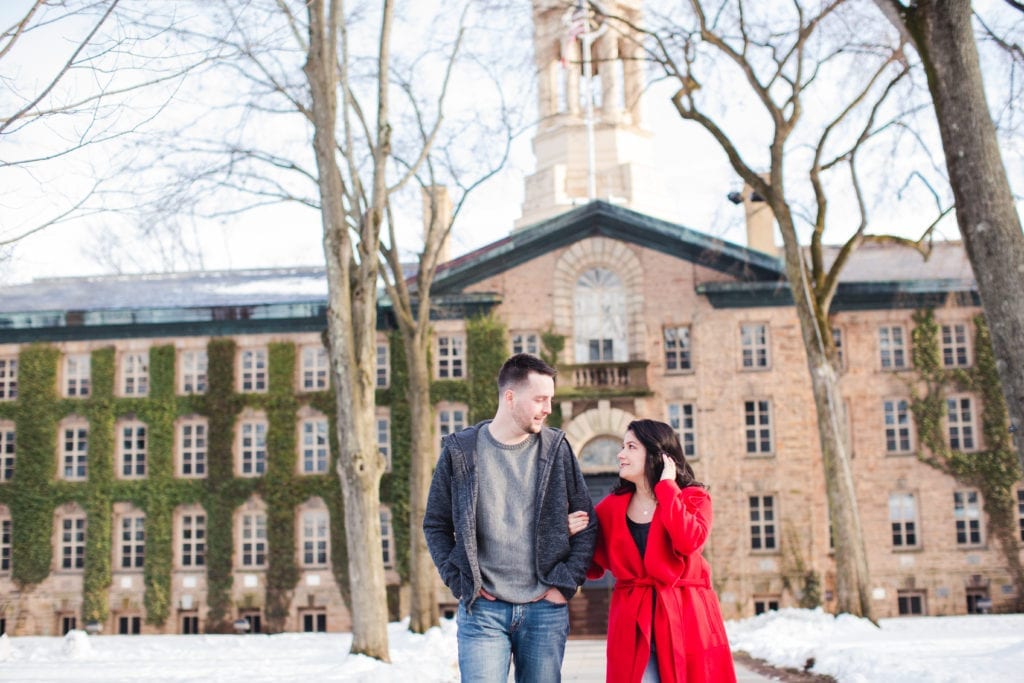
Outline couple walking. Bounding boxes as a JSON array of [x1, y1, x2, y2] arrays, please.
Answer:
[[423, 354, 736, 682]]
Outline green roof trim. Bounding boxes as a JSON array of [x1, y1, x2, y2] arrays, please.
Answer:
[[698, 279, 980, 310]]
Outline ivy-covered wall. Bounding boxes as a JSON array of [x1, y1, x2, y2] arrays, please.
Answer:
[[909, 309, 1024, 610], [0, 315, 510, 633]]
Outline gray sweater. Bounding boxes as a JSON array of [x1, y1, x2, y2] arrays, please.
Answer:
[[422, 421, 598, 608]]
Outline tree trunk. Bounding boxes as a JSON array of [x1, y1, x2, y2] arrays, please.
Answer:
[[405, 328, 440, 633], [775, 204, 874, 619], [905, 1, 1024, 469], [304, 0, 389, 660]]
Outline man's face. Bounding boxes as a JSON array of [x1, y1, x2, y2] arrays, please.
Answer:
[[508, 372, 554, 435]]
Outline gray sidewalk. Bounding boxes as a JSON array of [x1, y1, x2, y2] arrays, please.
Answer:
[[561, 638, 776, 682]]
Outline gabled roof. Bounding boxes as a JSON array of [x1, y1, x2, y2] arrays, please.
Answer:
[[430, 200, 786, 294]]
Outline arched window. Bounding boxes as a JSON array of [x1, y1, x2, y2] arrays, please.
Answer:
[[574, 268, 627, 362], [579, 435, 621, 474]]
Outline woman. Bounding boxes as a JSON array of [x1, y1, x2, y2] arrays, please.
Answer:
[[572, 419, 735, 683]]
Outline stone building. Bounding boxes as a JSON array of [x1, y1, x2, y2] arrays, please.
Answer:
[[1, 0, 1021, 638]]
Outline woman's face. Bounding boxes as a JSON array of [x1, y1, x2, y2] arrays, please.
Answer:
[[617, 430, 648, 486]]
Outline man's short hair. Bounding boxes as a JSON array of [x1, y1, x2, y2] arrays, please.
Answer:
[[497, 353, 557, 392]]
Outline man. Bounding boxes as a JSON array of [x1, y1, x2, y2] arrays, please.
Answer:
[[423, 353, 598, 682]]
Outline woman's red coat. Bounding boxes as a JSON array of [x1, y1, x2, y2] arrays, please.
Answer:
[[587, 480, 736, 683]]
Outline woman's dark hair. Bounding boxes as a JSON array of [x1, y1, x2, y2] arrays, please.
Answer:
[[614, 418, 703, 494]]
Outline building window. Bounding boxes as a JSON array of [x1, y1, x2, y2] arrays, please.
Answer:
[[0, 424, 14, 482], [59, 614, 77, 635], [0, 356, 17, 400], [118, 615, 142, 634], [667, 402, 696, 459], [740, 323, 770, 369], [966, 587, 991, 614], [574, 267, 627, 363], [377, 412, 391, 472], [941, 323, 971, 368], [744, 400, 773, 455], [181, 612, 200, 634], [664, 325, 692, 372], [239, 348, 268, 392], [179, 349, 208, 395], [947, 395, 978, 451], [884, 399, 913, 454], [60, 422, 89, 481], [121, 351, 149, 396], [438, 404, 467, 446], [179, 510, 206, 568], [239, 511, 267, 568], [1018, 489, 1024, 543], [890, 492, 919, 548], [1, 513, 11, 573], [117, 420, 147, 479], [60, 513, 87, 570], [64, 353, 91, 397], [238, 611, 262, 634], [299, 416, 330, 474], [831, 327, 844, 368], [238, 418, 267, 477], [375, 342, 390, 388], [177, 418, 208, 478], [897, 590, 926, 616], [879, 325, 907, 370], [753, 597, 779, 615], [300, 345, 329, 391], [118, 512, 145, 570], [301, 509, 329, 567], [954, 490, 983, 546], [381, 506, 395, 569], [302, 611, 327, 632], [511, 332, 540, 356], [436, 335, 465, 379], [749, 495, 776, 551]]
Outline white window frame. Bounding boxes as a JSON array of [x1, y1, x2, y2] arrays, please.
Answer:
[[435, 335, 466, 379], [740, 323, 770, 370], [667, 402, 696, 459], [117, 420, 147, 479], [300, 345, 329, 392], [299, 416, 330, 474], [940, 323, 971, 368], [1, 512, 11, 573], [177, 417, 208, 478], [377, 410, 391, 472], [59, 513, 87, 571], [64, 353, 91, 397], [239, 511, 267, 569], [664, 325, 692, 372], [889, 492, 919, 548], [375, 342, 390, 388], [954, 490, 983, 547], [60, 421, 89, 481], [883, 399, 913, 454], [381, 506, 395, 569], [511, 331, 541, 356], [300, 509, 329, 568], [0, 422, 14, 482], [118, 512, 146, 570], [879, 325, 908, 370], [0, 356, 17, 400], [179, 349, 208, 395], [239, 348, 268, 393], [749, 495, 776, 551], [437, 403, 468, 447], [238, 418, 268, 477], [744, 399, 773, 456], [121, 351, 149, 397], [946, 394, 979, 452], [178, 509, 206, 569]]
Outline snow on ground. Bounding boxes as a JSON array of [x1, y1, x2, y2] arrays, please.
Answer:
[[1, 609, 1022, 682]]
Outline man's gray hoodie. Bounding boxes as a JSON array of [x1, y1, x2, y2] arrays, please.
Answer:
[[423, 420, 598, 608]]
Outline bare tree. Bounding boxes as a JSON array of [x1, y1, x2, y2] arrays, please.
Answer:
[[873, 0, 1024, 472], [602, 0, 955, 618], [1, 0, 211, 266]]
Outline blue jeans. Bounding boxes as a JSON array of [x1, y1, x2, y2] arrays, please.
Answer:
[[456, 598, 570, 682]]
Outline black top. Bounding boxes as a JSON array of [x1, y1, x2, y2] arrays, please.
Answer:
[[627, 517, 651, 558]]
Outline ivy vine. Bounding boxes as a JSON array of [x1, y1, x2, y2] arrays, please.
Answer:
[[909, 309, 1024, 611]]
